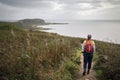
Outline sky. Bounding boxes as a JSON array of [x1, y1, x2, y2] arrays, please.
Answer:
[[0, 0, 120, 20]]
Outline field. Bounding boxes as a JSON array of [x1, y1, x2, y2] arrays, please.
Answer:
[[0, 23, 120, 80]]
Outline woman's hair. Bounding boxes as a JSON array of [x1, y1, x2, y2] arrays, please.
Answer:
[[87, 34, 92, 40]]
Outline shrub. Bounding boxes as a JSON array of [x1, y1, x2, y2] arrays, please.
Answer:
[[94, 41, 120, 80], [0, 24, 81, 80]]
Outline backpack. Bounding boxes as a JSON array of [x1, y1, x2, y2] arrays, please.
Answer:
[[84, 40, 94, 53]]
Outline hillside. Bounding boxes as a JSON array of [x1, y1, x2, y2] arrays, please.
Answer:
[[93, 41, 120, 80], [0, 18, 47, 30], [0, 18, 68, 30], [15, 19, 46, 28], [0, 23, 120, 80], [0, 24, 82, 80]]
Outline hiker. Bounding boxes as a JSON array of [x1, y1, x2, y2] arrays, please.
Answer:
[[82, 34, 95, 75]]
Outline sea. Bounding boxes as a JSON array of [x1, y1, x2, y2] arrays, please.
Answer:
[[38, 20, 120, 44]]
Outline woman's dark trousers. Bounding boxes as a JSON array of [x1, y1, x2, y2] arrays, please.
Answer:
[[83, 53, 93, 73]]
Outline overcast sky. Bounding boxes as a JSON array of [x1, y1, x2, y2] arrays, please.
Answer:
[[0, 0, 120, 20]]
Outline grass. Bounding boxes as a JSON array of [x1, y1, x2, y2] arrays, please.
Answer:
[[93, 41, 120, 80], [0, 24, 82, 80], [0, 23, 120, 80]]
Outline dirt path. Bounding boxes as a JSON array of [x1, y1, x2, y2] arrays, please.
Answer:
[[77, 54, 97, 80]]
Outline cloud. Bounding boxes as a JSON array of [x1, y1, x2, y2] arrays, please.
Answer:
[[0, 0, 120, 20]]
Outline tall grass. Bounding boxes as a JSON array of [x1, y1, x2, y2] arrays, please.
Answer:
[[0, 24, 81, 80], [2, 24, 120, 80], [94, 41, 120, 80]]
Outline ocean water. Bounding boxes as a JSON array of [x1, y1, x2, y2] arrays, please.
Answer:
[[38, 20, 120, 44]]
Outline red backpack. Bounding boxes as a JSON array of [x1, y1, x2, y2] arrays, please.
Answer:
[[85, 40, 94, 53]]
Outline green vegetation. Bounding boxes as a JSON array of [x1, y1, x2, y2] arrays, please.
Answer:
[[0, 19, 48, 30], [0, 23, 120, 80], [0, 22, 23, 31], [0, 24, 81, 80], [15, 19, 46, 28], [0, 18, 68, 30], [54, 50, 81, 80], [94, 41, 120, 80]]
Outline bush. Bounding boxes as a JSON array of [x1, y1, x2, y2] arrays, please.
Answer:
[[94, 41, 120, 80], [54, 51, 80, 80], [0, 23, 23, 31], [0, 24, 81, 80]]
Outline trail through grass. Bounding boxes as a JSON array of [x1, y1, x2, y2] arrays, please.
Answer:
[[0, 23, 120, 80], [77, 50, 97, 80]]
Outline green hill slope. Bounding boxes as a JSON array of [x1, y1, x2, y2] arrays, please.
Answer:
[[0, 23, 120, 80], [0, 18, 68, 30], [94, 41, 120, 80], [0, 24, 82, 80], [0, 18, 47, 29], [15, 19, 46, 28]]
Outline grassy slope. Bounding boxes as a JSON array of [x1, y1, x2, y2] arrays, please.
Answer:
[[0, 24, 82, 80], [0, 23, 120, 80], [0, 18, 46, 30], [0, 19, 68, 30], [93, 41, 120, 80]]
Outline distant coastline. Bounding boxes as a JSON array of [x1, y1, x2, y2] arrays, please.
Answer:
[[0, 18, 68, 30]]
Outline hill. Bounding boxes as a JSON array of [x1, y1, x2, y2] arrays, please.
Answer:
[[0, 24, 82, 80], [0, 18, 47, 30], [15, 18, 46, 28], [0, 23, 120, 80], [0, 18, 68, 30]]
